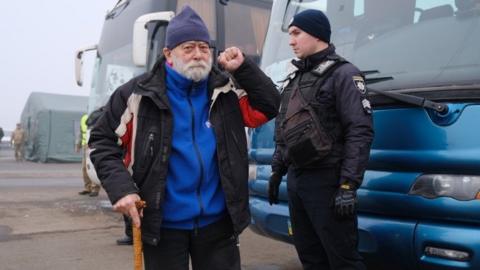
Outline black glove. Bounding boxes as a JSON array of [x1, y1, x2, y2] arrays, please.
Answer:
[[334, 183, 357, 218], [268, 172, 282, 205]]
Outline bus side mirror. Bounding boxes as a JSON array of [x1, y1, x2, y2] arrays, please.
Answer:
[[133, 11, 175, 67], [75, 45, 97, 87]]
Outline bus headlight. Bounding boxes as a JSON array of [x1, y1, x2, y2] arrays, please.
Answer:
[[425, 246, 470, 261], [409, 174, 480, 201]]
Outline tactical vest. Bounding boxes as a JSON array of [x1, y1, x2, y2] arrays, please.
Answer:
[[275, 55, 348, 167]]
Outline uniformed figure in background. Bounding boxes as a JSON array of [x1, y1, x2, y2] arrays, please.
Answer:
[[0, 126, 4, 147], [268, 9, 374, 270], [77, 113, 100, 197], [10, 123, 26, 162]]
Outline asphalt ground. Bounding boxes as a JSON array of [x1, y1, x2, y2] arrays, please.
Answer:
[[0, 143, 301, 270]]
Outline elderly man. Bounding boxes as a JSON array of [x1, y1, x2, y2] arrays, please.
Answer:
[[89, 5, 280, 270]]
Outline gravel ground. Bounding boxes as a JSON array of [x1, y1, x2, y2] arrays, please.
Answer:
[[0, 145, 301, 270]]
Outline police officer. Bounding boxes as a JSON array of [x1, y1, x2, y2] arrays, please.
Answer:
[[268, 9, 374, 270]]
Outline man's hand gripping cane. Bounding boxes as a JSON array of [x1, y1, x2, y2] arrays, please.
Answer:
[[112, 194, 146, 270]]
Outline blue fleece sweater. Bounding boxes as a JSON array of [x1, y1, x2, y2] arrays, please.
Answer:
[[162, 64, 226, 229]]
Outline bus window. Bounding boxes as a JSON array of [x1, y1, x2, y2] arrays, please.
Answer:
[[354, 0, 365, 16], [414, 0, 456, 23], [326, 0, 364, 32], [177, 0, 217, 39], [224, 1, 271, 63]]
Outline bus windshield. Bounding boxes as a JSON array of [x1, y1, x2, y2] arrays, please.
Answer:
[[223, 1, 271, 63], [88, 44, 144, 112], [261, 0, 480, 91]]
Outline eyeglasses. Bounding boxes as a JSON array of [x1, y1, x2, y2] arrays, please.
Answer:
[[178, 41, 211, 54]]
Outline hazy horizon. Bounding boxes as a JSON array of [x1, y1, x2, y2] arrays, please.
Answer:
[[0, 1, 117, 131]]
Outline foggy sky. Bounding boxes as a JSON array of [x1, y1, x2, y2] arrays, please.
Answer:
[[0, 0, 117, 131]]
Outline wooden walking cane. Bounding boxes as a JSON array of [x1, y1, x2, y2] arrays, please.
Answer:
[[133, 200, 146, 270]]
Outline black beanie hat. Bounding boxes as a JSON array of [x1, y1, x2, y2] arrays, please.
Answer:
[[289, 9, 331, 43], [165, 5, 210, 49]]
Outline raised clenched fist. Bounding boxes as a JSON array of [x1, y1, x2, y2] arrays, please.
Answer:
[[217, 47, 244, 73]]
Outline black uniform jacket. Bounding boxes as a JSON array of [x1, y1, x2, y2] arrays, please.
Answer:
[[272, 45, 374, 188]]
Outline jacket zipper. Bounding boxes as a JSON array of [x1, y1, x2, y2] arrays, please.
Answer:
[[141, 133, 155, 166], [148, 133, 154, 157], [187, 91, 205, 233]]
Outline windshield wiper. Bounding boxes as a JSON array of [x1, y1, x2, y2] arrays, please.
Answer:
[[363, 70, 448, 113], [106, 0, 130, 20]]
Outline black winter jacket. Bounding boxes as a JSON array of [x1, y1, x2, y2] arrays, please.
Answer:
[[89, 57, 280, 245], [272, 45, 374, 188]]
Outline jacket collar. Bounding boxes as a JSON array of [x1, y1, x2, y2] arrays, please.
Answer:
[[164, 63, 208, 97], [137, 56, 231, 108], [292, 44, 336, 72]]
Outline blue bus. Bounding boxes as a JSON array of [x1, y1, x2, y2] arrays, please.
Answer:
[[248, 0, 480, 269]]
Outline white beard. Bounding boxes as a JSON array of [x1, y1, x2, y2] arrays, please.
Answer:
[[171, 55, 212, 82]]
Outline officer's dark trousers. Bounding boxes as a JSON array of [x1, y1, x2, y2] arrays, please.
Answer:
[[287, 167, 366, 270], [143, 216, 240, 270]]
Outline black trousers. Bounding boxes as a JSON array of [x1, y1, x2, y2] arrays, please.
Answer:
[[287, 167, 366, 270], [143, 216, 241, 270]]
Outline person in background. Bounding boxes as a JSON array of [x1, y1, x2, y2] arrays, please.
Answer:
[[79, 107, 130, 245], [89, 5, 280, 269], [0, 126, 4, 147], [268, 9, 374, 270], [10, 123, 26, 162], [84, 106, 131, 245], [77, 113, 100, 197], [116, 215, 133, 246]]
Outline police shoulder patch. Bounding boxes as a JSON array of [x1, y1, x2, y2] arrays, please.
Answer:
[[352, 76, 366, 94]]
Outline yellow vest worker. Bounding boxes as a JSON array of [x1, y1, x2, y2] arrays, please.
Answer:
[[80, 113, 88, 147], [78, 113, 100, 196]]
